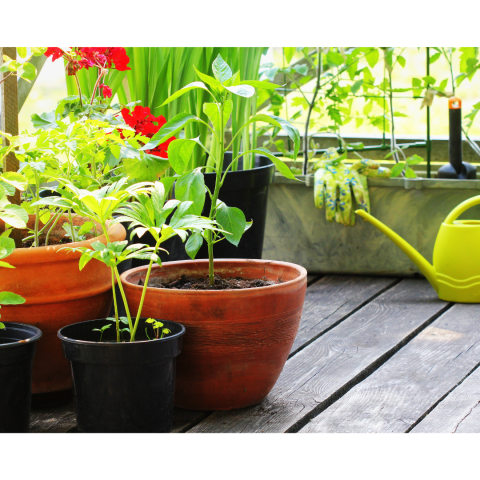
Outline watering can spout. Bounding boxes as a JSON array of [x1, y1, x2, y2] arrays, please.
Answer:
[[355, 209, 438, 293]]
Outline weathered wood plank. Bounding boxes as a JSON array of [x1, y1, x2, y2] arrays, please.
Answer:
[[301, 302, 480, 433], [188, 279, 449, 433], [29, 402, 76, 433], [172, 409, 211, 433], [411, 364, 480, 433], [291, 275, 398, 356], [29, 402, 211, 433]]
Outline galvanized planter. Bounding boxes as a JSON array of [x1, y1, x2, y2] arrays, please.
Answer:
[[263, 175, 480, 276]]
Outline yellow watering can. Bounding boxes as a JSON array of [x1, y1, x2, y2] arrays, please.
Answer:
[[356, 195, 480, 303]]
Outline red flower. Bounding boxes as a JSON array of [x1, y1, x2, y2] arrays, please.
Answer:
[[119, 106, 174, 158], [99, 84, 112, 98], [110, 48, 130, 71], [44, 47, 130, 74], [45, 47, 65, 61]]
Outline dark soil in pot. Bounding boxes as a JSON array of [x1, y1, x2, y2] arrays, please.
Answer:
[[140, 273, 279, 290], [58, 318, 185, 433], [131, 153, 274, 268], [0, 322, 42, 433]]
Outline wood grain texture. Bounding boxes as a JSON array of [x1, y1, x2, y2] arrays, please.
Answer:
[[301, 302, 480, 433], [411, 364, 480, 433], [29, 402, 211, 433], [188, 279, 448, 433], [291, 275, 397, 356], [29, 402, 76, 433]]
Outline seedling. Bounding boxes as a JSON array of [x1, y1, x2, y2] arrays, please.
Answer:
[[92, 323, 112, 342], [145, 318, 171, 340]]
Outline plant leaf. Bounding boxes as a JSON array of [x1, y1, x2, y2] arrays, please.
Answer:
[[216, 202, 247, 246]]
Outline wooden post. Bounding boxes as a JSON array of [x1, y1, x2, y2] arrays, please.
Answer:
[[1, 47, 22, 246]]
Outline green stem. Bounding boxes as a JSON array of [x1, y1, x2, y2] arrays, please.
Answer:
[[45, 211, 62, 247], [68, 209, 77, 242], [34, 172, 40, 247], [111, 268, 120, 342], [130, 237, 162, 342], [101, 224, 133, 333], [207, 102, 225, 286]]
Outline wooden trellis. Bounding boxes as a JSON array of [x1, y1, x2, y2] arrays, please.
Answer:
[[0, 46, 20, 203]]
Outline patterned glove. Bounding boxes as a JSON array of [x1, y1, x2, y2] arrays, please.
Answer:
[[313, 148, 391, 226]]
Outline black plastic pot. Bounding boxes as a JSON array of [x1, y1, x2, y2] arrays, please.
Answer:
[[0, 322, 42, 433], [131, 152, 275, 267], [58, 318, 185, 433]]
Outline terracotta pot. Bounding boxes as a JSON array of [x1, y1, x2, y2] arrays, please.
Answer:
[[0, 215, 125, 403], [121, 259, 307, 410]]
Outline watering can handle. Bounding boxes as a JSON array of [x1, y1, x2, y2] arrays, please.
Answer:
[[444, 195, 480, 224]]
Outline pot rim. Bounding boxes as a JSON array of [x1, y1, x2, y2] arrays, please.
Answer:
[[5, 221, 125, 264], [0, 322, 43, 349], [57, 317, 186, 346], [121, 258, 308, 296], [204, 157, 274, 176]]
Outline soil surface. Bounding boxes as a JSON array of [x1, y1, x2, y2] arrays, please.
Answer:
[[22, 237, 72, 248], [141, 274, 280, 290]]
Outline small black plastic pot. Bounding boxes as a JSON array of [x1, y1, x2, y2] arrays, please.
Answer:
[[58, 318, 185, 433], [0, 322, 42, 433], [131, 152, 275, 267]]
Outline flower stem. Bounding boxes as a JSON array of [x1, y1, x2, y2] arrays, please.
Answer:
[[73, 73, 83, 108], [90, 69, 106, 105]]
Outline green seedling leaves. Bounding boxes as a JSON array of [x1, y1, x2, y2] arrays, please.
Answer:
[[215, 201, 247, 247], [123, 154, 169, 182], [175, 168, 206, 216], [242, 114, 301, 159], [160, 82, 211, 108], [0, 204, 29, 229], [224, 84, 255, 98], [212, 54, 233, 83], [204, 100, 233, 134], [241, 148, 299, 180], [193, 66, 224, 94], [0, 291, 26, 306], [0, 237, 15, 260], [31, 111, 58, 130], [168, 138, 198, 175], [141, 113, 200, 151], [185, 231, 203, 260]]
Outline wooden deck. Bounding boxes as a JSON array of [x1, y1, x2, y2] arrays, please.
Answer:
[[30, 274, 480, 433]]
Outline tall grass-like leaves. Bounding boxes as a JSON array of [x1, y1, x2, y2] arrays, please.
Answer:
[[65, 48, 267, 170]]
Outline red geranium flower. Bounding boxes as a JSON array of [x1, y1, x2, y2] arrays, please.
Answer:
[[45, 47, 65, 61], [99, 84, 112, 98], [119, 106, 174, 158], [44, 47, 130, 73]]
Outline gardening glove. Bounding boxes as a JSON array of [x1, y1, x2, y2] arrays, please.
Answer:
[[313, 148, 391, 226]]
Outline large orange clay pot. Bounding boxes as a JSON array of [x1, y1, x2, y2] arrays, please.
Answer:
[[0, 215, 125, 404], [121, 259, 307, 411]]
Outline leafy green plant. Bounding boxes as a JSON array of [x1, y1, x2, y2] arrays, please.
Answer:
[[144, 54, 301, 286], [0, 181, 28, 330], [37, 178, 217, 342], [68, 47, 268, 170], [0, 48, 47, 85]]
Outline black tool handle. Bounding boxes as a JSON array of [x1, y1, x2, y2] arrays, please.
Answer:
[[449, 97, 463, 174]]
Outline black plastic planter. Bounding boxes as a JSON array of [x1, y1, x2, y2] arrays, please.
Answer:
[[58, 318, 185, 433], [131, 152, 275, 267], [0, 322, 42, 433]]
